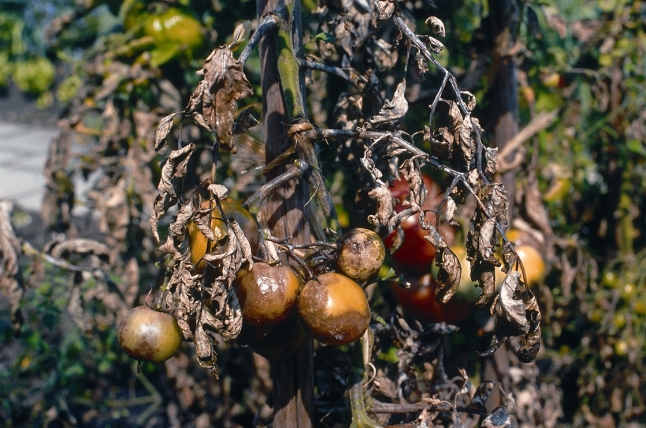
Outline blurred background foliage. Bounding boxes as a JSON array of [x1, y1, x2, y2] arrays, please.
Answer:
[[1, 0, 645, 426]]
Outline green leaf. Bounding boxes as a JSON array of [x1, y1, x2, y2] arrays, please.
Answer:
[[313, 32, 335, 44]]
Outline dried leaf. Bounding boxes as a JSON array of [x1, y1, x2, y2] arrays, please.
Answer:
[[0, 201, 24, 332], [425, 16, 446, 37], [367, 185, 393, 228], [461, 91, 476, 111], [485, 147, 499, 174], [232, 106, 259, 135], [150, 144, 196, 242], [369, 79, 408, 129], [434, 247, 461, 304], [154, 113, 180, 152], [498, 271, 529, 333], [188, 48, 253, 151]]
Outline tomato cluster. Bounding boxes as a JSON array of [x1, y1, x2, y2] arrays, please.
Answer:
[[118, 203, 384, 362]]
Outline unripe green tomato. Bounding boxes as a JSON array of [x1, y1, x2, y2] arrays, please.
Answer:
[[118, 306, 183, 363], [143, 8, 204, 49]]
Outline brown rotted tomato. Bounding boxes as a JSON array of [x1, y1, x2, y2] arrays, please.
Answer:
[[385, 174, 456, 273], [337, 228, 386, 281], [233, 262, 301, 328], [298, 272, 370, 346], [390, 272, 473, 324], [118, 306, 183, 363], [187, 199, 260, 272]]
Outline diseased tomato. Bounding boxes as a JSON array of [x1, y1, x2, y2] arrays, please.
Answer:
[[118, 306, 183, 363], [297, 272, 370, 346], [234, 262, 301, 327], [337, 228, 386, 281]]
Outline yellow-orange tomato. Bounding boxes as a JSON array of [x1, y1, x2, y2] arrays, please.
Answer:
[[234, 262, 301, 327], [118, 306, 183, 363], [298, 272, 370, 346], [499, 229, 546, 285], [188, 200, 259, 271]]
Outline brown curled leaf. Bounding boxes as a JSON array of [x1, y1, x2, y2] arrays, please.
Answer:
[[368, 185, 393, 228], [460, 91, 476, 111], [154, 112, 180, 152], [498, 271, 529, 334], [425, 16, 446, 38], [149, 144, 196, 242], [484, 146, 499, 174], [458, 113, 475, 163], [517, 325, 541, 363], [187, 47, 253, 152], [369, 79, 408, 129], [434, 246, 461, 304], [473, 259, 496, 307], [431, 127, 454, 159], [478, 217, 498, 263], [232, 106, 259, 135]]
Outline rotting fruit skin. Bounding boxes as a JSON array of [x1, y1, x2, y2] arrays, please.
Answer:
[[298, 272, 370, 346], [188, 199, 260, 271], [118, 306, 183, 364], [234, 262, 301, 327], [337, 228, 386, 281]]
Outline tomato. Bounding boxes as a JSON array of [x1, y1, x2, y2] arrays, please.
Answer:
[[337, 228, 386, 281], [390, 273, 473, 324], [500, 229, 546, 285], [234, 262, 301, 327], [297, 272, 370, 346], [143, 7, 204, 49], [385, 174, 456, 273], [187, 199, 260, 272], [118, 306, 183, 363]]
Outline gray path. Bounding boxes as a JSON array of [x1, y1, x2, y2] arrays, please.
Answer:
[[0, 121, 58, 212]]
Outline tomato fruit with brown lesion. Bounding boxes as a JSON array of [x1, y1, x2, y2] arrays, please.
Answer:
[[234, 262, 301, 327], [117, 306, 184, 363], [337, 228, 386, 281], [297, 272, 371, 346]]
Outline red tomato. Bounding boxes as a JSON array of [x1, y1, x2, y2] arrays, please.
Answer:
[[385, 174, 455, 272], [390, 273, 472, 324]]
